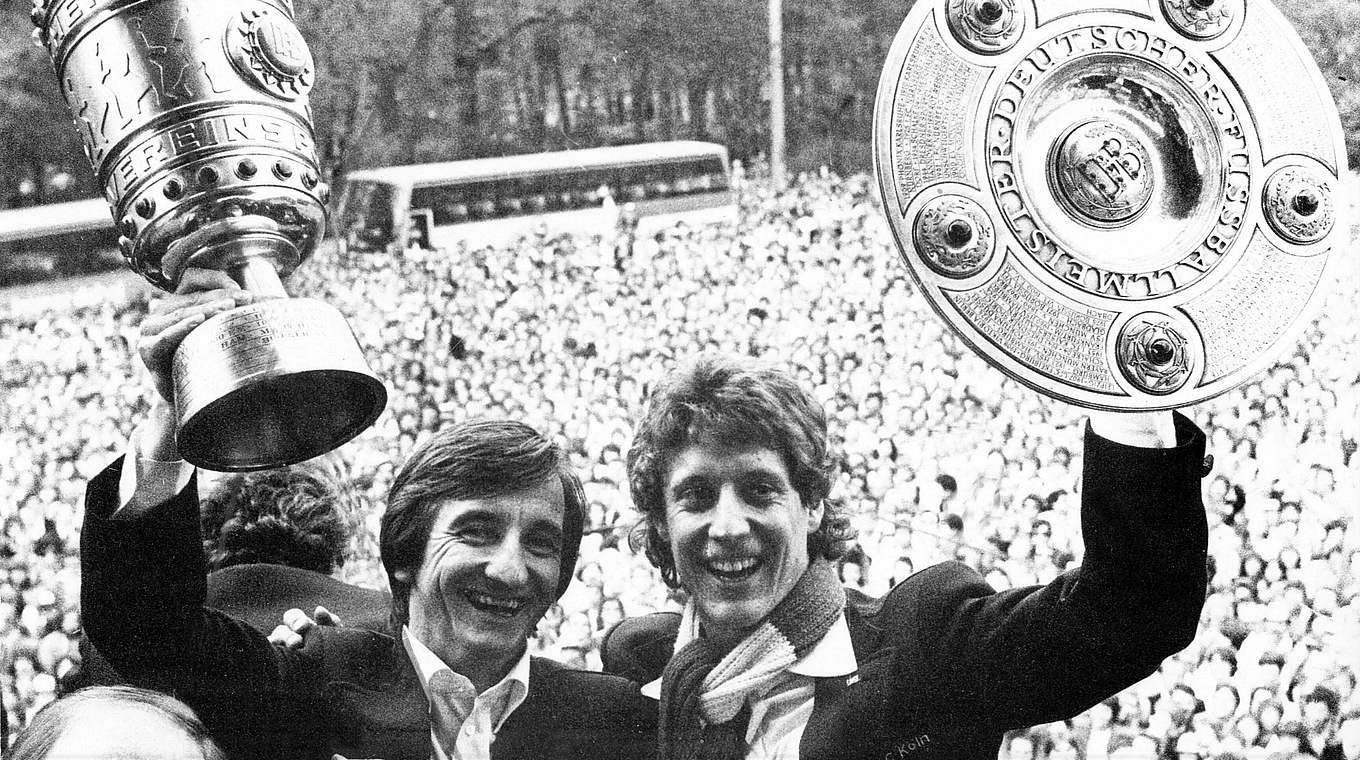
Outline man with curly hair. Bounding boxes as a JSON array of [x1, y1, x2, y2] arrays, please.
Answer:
[[194, 461, 392, 633], [604, 354, 1209, 760]]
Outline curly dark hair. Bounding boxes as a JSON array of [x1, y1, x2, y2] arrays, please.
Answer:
[[627, 355, 855, 588], [199, 461, 352, 576]]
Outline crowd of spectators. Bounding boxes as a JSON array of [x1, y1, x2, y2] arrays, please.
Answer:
[[0, 166, 1356, 758]]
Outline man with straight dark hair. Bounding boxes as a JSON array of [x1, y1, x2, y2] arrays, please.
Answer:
[[81, 272, 655, 760]]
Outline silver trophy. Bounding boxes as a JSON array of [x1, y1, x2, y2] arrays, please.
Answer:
[[874, 0, 1349, 410], [33, 0, 386, 470]]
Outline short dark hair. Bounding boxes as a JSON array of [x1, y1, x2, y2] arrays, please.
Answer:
[[380, 419, 585, 625], [626, 355, 854, 588], [200, 461, 351, 575], [9, 686, 226, 760]]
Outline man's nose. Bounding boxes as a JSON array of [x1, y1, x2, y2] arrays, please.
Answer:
[[484, 538, 530, 586], [708, 487, 751, 541]]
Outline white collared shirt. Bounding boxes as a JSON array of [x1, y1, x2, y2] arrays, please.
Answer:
[[115, 435, 194, 511], [403, 627, 531, 760], [641, 613, 858, 760]]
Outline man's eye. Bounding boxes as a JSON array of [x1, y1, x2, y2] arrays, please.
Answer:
[[746, 482, 780, 501], [527, 536, 561, 558], [676, 487, 713, 508], [455, 525, 494, 544]]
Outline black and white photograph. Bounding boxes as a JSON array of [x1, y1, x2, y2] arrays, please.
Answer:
[[0, 0, 1357, 758]]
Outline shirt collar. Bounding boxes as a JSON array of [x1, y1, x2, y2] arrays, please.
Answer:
[[640, 611, 857, 699], [402, 626, 532, 733]]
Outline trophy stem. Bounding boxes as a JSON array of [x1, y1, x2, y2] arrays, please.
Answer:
[[232, 256, 288, 298]]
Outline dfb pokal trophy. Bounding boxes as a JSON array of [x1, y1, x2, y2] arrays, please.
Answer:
[[32, 0, 387, 470], [874, 0, 1349, 409]]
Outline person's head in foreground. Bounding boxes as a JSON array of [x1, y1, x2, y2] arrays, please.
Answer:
[[627, 355, 853, 647], [8, 686, 226, 760], [380, 419, 585, 687]]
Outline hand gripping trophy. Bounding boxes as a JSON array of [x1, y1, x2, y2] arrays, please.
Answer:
[[874, 0, 1348, 409], [32, 0, 387, 470]]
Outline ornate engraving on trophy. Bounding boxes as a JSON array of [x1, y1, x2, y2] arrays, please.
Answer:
[[946, 0, 1023, 54], [1215, 10, 1332, 167], [948, 263, 1120, 392], [913, 195, 995, 278], [1263, 166, 1335, 245], [35, 0, 386, 470], [875, 0, 1345, 410], [1049, 121, 1154, 227], [137, 10, 231, 104], [227, 8, 316, 99], [1160, 0, 1237, 41], [106, 111, 314, 200], [890, 24, 984, 207], [1116, 314, 1195, 395], [986, 24, 1255, 299], [1184, 234, 1326, 382]]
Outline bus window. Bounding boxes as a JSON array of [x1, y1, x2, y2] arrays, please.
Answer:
[[0, 227, 121, 288]]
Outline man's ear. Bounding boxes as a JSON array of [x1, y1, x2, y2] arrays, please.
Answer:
[[653, 517, 670, 543]]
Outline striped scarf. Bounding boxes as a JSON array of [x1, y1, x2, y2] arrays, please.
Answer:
[[658, 558, 845, 760]]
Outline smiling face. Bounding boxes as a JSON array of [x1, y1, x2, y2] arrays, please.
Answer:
[[661, 439, 822, 644], [405, 477, 564, 682]]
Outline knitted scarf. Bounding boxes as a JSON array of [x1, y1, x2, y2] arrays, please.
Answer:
[[658, 558, 845, 760]]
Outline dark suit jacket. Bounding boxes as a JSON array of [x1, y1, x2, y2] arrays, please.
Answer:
[[81, 458, 656, 760], [204, 563, 392, 633], [65, 564, 392, 694], [603, 415, 1210, 760]]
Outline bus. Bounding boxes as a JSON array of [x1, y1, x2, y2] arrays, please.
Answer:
[[0, 198, 124, 289], [336, 141, 734, 253]]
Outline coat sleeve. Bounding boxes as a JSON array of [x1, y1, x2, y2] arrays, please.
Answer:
[[80, 457, 329, 756], [900, 413, 1208, 731]]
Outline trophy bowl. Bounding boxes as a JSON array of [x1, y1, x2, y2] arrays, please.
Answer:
[[33, 0, 387, 469], [873, 0, 1349, 410]]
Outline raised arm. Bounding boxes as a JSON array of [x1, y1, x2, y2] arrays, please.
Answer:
[[904, 410, 1208, 731], [79, 272, 329, 758]]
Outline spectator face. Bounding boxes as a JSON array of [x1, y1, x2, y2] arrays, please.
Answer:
[[1209, 685, 1238, 721], [1258, 703, 1282, 732], [1303, 698, 1331, 731], [660, 439, 822, 642], [599, 598, 625, 631], [1233, 714, 1261, 746], [406, 477, 564, 674]]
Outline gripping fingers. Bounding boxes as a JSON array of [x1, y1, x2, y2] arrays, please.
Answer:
[[268, 624, 303, 649], [176, 267, 243, 295], [313, 605, 343, 628], [283, 607, 316, 634]]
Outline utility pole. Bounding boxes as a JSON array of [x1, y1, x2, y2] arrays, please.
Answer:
[[768, 0, 786, 189]]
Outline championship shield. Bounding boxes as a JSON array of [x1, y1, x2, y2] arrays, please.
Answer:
[[873, 0, 1349, 410], [32, 0, 387, 470]]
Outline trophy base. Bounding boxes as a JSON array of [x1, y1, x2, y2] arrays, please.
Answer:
[[172, 298, 387, 471]]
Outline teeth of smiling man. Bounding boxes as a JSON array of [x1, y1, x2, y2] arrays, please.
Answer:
[[710, 558, 759, 573], [467, 592, 525, 612]]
